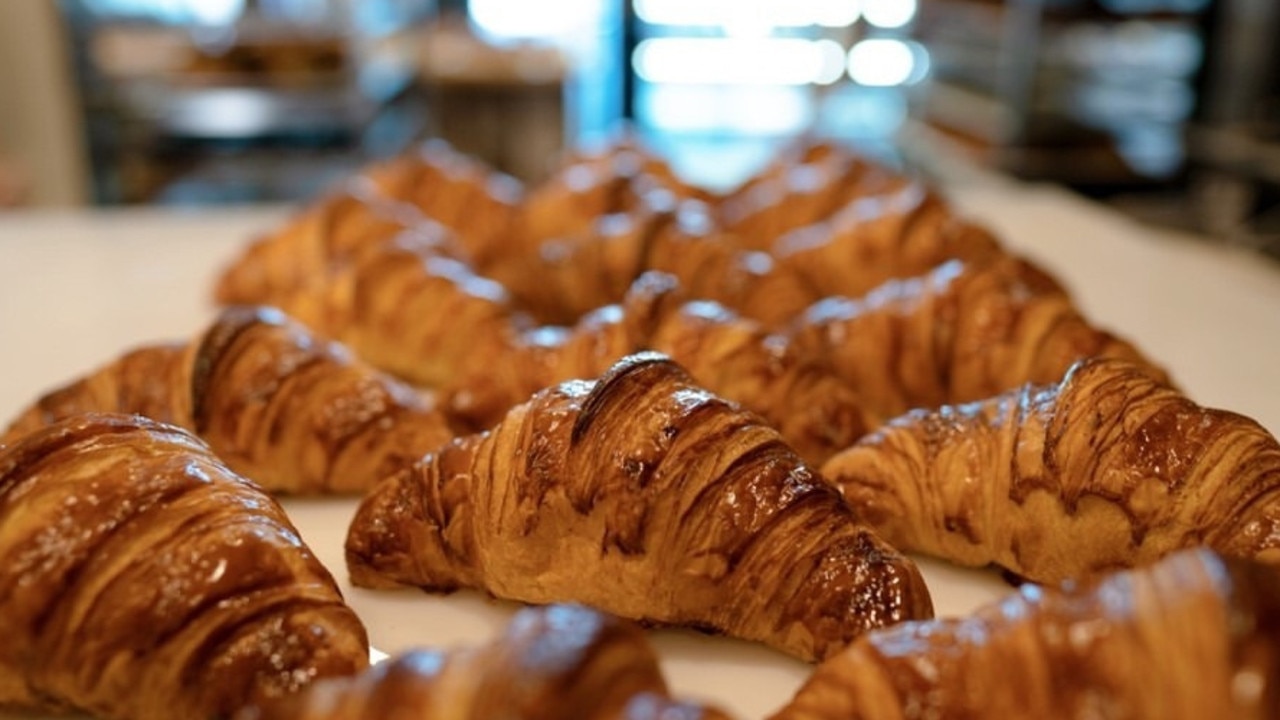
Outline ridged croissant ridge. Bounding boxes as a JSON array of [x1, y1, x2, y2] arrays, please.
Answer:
[[238, 603, 732, 720], [821, 356, 1280, 585], [345, 352, 934, 664], [1, 305, 459, 494], [771, 548, 1280, 720], [213, 135, 1168, 448], [0, 413, 369, 720]]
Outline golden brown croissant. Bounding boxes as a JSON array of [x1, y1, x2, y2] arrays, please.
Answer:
[[718, 144, 914, 253], [0, 413, 369, 720], [237, 603, 733, 720], [346, 353, 933, 663], [770, 547, 1280, 720], [307, 236, 530, 389], [767, 181, 1004, 301], [440, 271, 876, 464], [820, 356, 1280, 584], [787, 255, 1170, 420], [3, 305, 456, 494], [214, 182, 464, 315], [357, 137, 523, 267]]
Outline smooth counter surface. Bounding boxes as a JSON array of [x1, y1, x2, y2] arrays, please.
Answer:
[[1, 178, 1278, 718]]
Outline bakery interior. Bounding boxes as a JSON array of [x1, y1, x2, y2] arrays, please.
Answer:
[[3, 1, 1280, 719], [5, 0, 1279, 243]]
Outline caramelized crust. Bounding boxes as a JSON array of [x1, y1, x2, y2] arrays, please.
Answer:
[[237, 604, 734, 720], [767, 182, 1003, 302], [0, 413, 369, 720], [209, 137, 1160, 458], [3, 306, 456, 494], [440, 272, 875, 465], [346, 353, 933, 663], [821, 357, 1280, 583], [214, 182, 450, 310], [718, 145, 914, 253], [770, 548, 1280, 720], [358, 137, 523, 267], [788, 255, 1170, 420]]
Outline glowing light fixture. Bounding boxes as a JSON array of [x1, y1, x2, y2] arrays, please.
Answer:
[[861, 0, 917, 29], [847, 38, 918, 86], [470, 0, 601, 39], [635, 37, 847, 86], [635, 0, 862, 28]]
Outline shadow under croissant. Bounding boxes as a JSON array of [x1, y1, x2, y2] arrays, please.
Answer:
[[768, 548, 1280, 720], [343, 352, 934, 665]]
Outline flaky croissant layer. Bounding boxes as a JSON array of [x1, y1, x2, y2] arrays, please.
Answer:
[[0, 413, 369, 720], [346, 352, 933, 663], [770, 548, 1280, 720]]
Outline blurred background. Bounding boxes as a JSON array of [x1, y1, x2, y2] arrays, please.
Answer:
[[1, 0, 1277, 255]]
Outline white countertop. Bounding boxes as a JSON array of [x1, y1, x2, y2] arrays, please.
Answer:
[[0, 179, 1278, 718]]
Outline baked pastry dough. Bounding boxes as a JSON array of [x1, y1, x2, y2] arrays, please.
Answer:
[[0, 413, 369, 720], [788, 255, 1170, 420], [346, 353, 933, 663], [212, 137, 1161, 452], [3, 305, 455, 494], [821, 357, 1280, 584], [237, 603, 732, 720], [439, 271, 874, 463], [770, 548, 1280, 720]]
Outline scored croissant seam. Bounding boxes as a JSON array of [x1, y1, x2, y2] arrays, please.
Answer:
[[345, 352, 934, 664]]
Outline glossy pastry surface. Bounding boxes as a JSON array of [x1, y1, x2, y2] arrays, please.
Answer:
[[238, 603, 734, 720], [346, 353, 933, 663], [0, 413, 369, 720], [770, 548, 1280, 720], [822, 357, 1280, 583]]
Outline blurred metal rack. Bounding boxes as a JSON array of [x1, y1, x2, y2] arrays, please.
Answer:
[[60, 0, 435, 205]]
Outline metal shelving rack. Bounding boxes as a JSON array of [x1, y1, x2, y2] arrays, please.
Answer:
[[60, 0, 434, 205], [912, 0, 1216, 192]]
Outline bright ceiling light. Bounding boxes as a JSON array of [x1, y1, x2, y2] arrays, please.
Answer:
[[470, 0, 600, 38], [635, 37, 844, 86], [862, 0, 917, 29], [847, 38, 915, 86]]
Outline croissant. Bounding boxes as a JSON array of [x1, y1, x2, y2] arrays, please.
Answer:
[[718, 144, 915, 253], [3, 305, 456, 494], [787, 255, 1170, 420], [769, 547, 1280, 720], [302, 236, 528, 389], [441, 271, 876, 464], [357, 137, 523, 267], [237, 603, 733, 720], [767, 181, 1004, 302], [346, 353, 933, 663], [820, 356, 1280, 584], [0, 413, 369, 720], [214, 183, 465, 317]]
